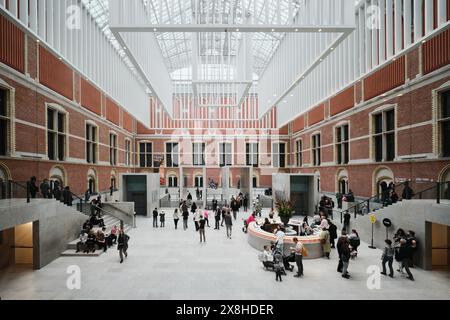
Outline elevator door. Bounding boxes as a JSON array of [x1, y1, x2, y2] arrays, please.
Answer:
[[131, 192, 147, 216]]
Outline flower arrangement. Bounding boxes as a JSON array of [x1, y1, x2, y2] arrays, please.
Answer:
[[275, 198, 294, 225]]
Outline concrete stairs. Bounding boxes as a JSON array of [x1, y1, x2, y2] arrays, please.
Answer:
[[60, 214, 132, 257]]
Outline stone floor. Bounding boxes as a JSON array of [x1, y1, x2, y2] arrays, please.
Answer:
[[0, 209, 449, 300]]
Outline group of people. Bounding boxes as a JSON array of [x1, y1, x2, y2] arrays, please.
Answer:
[[77, 220, 130, 263], [28, 176, 73, 206], [382, 228, 417, 281]]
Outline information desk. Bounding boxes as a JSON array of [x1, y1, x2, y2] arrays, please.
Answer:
[[247, 222, 324, 259]]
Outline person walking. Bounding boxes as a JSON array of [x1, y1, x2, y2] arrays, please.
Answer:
[[198, 215, 206, 243], [214, 208, 221, 230], [343, 211, 351, 232], [398, 238, 415, 281], [381, 239, 395, 278], [117, 229, 130, 264], [173, 208, 180, 230], [231, 197, 239, 220], [224, 211, 233, 239], [402, 181, 415, 200], [152, 208, 159, 228], [212, 197, 218, 212], [328, 219, 338, 249], [204, 210, 210, 227], [243, 194, 249, 212], [29, 176, 38, 198], [291, 238, 304, 278], [193, 209, 201, 231]]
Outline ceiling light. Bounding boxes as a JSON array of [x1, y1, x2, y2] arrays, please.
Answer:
[[236, 28, 239, 32], [295, 28, 299, 32], [273, 94, 277, 97], [271, 29, 275, 32], [36, 39, 40, 43], [290, 94, 294, 97], [153, 28, 157, 32], [318, 29, 322, 32], [330, 47, 334, 50]]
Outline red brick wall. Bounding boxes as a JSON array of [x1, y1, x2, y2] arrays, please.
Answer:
[[364, 56, 406, 101], [330, 86, 355, 116], [39, 46, 73, 100], [307, 104, 325, 126], [106, 97, 120, 126], [0, 14, 25, 73], [423, 28, 450, 75], [27, 36, 38, 79], [80, 78, 101, 115]]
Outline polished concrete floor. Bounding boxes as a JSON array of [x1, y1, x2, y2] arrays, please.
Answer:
[[0, 209, 449, 300]]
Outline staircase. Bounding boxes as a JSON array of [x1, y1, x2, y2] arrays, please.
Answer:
[[60, 214, 133, 257]]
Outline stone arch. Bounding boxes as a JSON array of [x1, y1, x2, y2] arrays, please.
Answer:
[[0, 161, 11, 181], [372, 166, 394, 195], [49, 165, 67, 186], [438, 164, 450, 200], [335, 168, 349, 194], [87, 168, 98, 193], [166, 170, 179, 188]]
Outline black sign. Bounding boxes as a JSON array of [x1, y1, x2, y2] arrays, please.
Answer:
[[383, 218, 392, 228]]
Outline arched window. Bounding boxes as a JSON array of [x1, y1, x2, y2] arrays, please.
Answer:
[[194, 175, 203, 188], [87, 168, 97, 193], [252, 176, 258, 188], [373, 166, 394, 196], [336, 168, 349, 194], [439, 165, 450, 200], [49, 165, 66, 187], [168, 175, 178, 188]]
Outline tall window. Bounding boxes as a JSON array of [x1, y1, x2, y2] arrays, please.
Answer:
[[219, 142, 232, 167], [125, 139, 131, 166], [295, 140, 303, 167], [336, 125, 349, 164], [194, 176, 204, 188], [373, 109, 395, 162], [272, 143, 286, 168], [246, 143, 259, 166], [312, 134, 321, 166], [86, 124, 97, 164], [139, 142, 153, 167], [166, 142, 179, 167], [0, 89, 9, 156], [193, 143, 205, 166], [47, 108, 66, 161], [440, 90, 450, 157], [168, 176, 178, 187], [109, 133, 117, 166]]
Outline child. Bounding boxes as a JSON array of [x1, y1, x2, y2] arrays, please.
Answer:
[[381, 239, 395, 277], [274, 252, 284, 282], [159, 210, 166, 228], [204, 210, 210, 227]]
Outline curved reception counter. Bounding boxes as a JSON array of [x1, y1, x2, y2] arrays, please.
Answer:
[[247, 222, 324, 259]]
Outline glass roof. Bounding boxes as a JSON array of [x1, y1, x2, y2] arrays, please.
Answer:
[[83, 1, 360, 83]]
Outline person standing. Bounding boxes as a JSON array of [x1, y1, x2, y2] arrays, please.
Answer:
[[204, 210, 210, 227], [340, 236, 351, 279], [117, 229, 130, 264], [231, 197, 239, 220], [274, 251, 284, 282], [319, 219, 331, 259], [193, 209, 201, 231], [159, 210, 166, 228], [328, 219, 338, 249], [274, 226, 285, 253], [212, 197, 218, 212], [191, 201, 197, 215], [182, 206, 189, 230], [40, 179, 50, 198], [173, 208, 180, 229], [152, 208, 159, 228], [381, 239, 395, 278], [399, 238, 415, 281], [337, 230, 348, 273], [243, 194, 249, 212], [343, 211, 351, 232], [29, 176, 38, 198], [402, 181, 415, 200], [199, 215, 206, 243], [291, 238, 304, 278], [214, 208, 221, 230], [224, 211, 233, 239]]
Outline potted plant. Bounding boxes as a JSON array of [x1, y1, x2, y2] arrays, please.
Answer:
[[275, 198, 294, 226]]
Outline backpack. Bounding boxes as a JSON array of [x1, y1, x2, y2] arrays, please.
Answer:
[[350, 236, 360, 248]]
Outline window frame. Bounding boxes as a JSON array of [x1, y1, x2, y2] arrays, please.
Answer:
[[166, 142, 180, 168], [0, 84, 14, 157], [438, 90, 450, 158], [109, 132, 118, 166], [218, 142, 233, 167], [246, 142, 259, 167], [272, 142, 286, 168], [192, 142, 205, 166], [138, 141, 153, 168], [125, 138, 132, 166], [335, 123, 350, 165], [311, 133, 322, 166], [371, 107, 396, 163], [295, 139, 303, 167], [85, 121, 99, 164]]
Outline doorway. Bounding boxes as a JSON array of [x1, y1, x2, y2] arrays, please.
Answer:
[[131, 192, 147, 216], [0, 222, 34, 270], [431, 223, 450, 270]]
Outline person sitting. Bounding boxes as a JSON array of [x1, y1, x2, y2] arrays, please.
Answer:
[[311, 213, 321, 228], [299, 222, 313, 236], [243, 212, 256, 233], [258, 245, 274, 270], [75, 231, 88, 253], [85, 230, 97, 253], [82, 219, 93, 233], [96, 228, 108, 253], [109, 225, 118, 245], [261, 218, 271, 232]]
